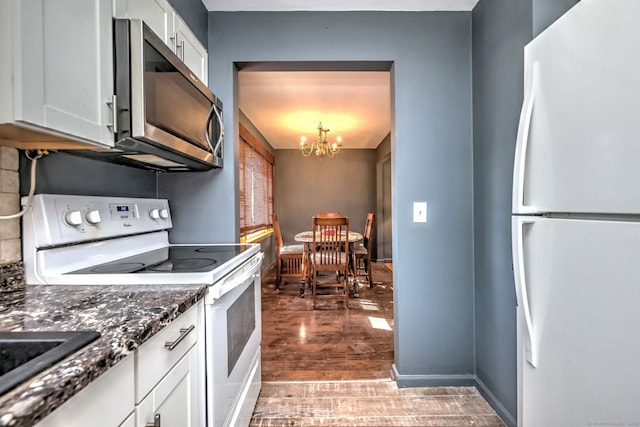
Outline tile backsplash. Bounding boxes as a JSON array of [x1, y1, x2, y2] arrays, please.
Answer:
[[0, 147, 21, 264]]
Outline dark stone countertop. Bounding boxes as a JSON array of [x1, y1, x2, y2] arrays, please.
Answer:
[[0, 264, 207, 427]]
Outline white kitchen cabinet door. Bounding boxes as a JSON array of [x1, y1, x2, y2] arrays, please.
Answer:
[[136, 344, 201, 427], [15, 0, 115, 147], [173, 15, 208, 85], [35, 355, 135, 427], [114, 0, 173, 47]]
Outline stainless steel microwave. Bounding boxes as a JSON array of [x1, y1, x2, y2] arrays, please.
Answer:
[[76, 19, 223, 172]]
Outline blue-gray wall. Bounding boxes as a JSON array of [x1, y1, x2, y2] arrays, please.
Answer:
[[471, 2, 531, 425], [19, 152, 157, 198], [533, 0, 580, 37], [471, 1, 579, 425], [160, 10, 475, 382], [274, 149, 377, 249]]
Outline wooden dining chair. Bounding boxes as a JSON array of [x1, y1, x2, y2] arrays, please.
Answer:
[[317, 212, 341, 218], [274, 214, 305, 290], [353, 213, 375, 288], [310, 216, 350, 309]]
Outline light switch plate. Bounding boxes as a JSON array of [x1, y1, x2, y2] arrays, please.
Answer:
[[413, 202, 427, 223]]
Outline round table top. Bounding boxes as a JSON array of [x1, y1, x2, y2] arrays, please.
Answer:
[[294, 230, 363, 243]]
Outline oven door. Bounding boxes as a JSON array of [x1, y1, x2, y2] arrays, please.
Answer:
[[204, 253, 262, 427]]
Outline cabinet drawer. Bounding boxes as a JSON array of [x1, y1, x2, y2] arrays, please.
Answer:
[[135, 304, 199, 403]]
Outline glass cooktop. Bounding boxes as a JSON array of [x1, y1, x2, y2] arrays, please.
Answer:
[[69, 245, 252, 274]]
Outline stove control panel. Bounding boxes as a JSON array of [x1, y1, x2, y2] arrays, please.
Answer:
[[22, 194, 172, 248], [109, 202, 139, 221]]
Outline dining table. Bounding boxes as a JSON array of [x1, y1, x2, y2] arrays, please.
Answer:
[[294, 230, 364, 298]]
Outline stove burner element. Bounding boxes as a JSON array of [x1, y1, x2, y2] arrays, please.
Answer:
[[92, 263, 146, 273], [196, 246, 248, 253], [146, 258, 217, 272]]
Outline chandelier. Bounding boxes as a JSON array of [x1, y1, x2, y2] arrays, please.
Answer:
[[299, 122, 343, 158]]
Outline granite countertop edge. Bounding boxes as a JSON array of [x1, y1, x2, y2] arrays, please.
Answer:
[[0, 273, 207, 427]]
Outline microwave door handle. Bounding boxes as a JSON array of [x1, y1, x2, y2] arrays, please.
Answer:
[[212, 102, 224, 157], [204, 104, 216, 153], [204, 103, 224, 157]]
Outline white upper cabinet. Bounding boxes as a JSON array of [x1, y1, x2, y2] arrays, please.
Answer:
[[114, 0, 208, 84], [0, 0, 116, 148], [113, 0, 172, 43], [172, 14, 209, 85]]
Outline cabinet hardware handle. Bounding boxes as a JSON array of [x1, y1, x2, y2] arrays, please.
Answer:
[[145, 414, 161, 427], [106, 95, 117, 133], [177, 40, 185, 61], [164, 325, 195, 351], [170, 33, 177, 51]]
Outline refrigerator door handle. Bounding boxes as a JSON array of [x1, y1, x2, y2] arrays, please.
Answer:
[[512, 216, 538, 367], [512, 61, 540, 214]]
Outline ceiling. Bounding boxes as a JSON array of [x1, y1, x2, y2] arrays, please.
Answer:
[[211, 0, 479, 150], [202, 0, 479, 12], [238, 70, 391, 150]]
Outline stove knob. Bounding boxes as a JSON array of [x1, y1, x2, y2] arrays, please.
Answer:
[[159, 208, 169, 219], [85, 210, 101, 225], [149, 209, 160, 220], [65, 210, 83, 226]]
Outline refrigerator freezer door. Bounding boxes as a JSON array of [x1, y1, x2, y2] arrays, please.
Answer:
[[513, 0, 640, 214], [513, 216, 640, 426]]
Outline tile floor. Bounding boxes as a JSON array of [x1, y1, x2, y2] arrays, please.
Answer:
[[250, 380, 506, 426]]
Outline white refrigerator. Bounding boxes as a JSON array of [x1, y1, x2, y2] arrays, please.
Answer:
[[512, 1, 640, 425]]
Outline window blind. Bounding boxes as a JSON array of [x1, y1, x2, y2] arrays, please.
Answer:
[[239, 124, 274, 237]]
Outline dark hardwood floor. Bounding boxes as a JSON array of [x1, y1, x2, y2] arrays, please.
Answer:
[[261, 262, 395, 381]]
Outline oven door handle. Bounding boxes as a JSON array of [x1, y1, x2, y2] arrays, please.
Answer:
[[207, 252, 263, 303]]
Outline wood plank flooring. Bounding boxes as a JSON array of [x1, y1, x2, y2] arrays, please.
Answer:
[[261, 262, 395, 381], [255, 262, 505, 426]]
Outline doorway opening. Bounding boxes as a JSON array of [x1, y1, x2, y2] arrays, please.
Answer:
[[237, 61, 394, 381]]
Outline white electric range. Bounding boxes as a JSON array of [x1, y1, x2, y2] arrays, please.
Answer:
[[21, 194, 263, 427]]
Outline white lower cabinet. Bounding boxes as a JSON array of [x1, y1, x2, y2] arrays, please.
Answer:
[[136, 345, 200, 427], [135, 302, 203, 427], [36, 301, 204, 427], [35, 354, 135, 427]]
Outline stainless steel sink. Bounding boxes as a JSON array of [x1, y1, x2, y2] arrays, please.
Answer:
[[0, 330, 101, 396]]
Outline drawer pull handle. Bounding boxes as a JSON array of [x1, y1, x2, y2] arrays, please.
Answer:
[[146, 414, 161, 427], [164, 325, 195, 351]]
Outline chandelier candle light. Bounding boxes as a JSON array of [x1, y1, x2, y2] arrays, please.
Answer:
[[299, 122, 343, 157]]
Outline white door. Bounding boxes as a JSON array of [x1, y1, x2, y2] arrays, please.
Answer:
[[513, 0, 640, 215], [512, 216, 640, 426]]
